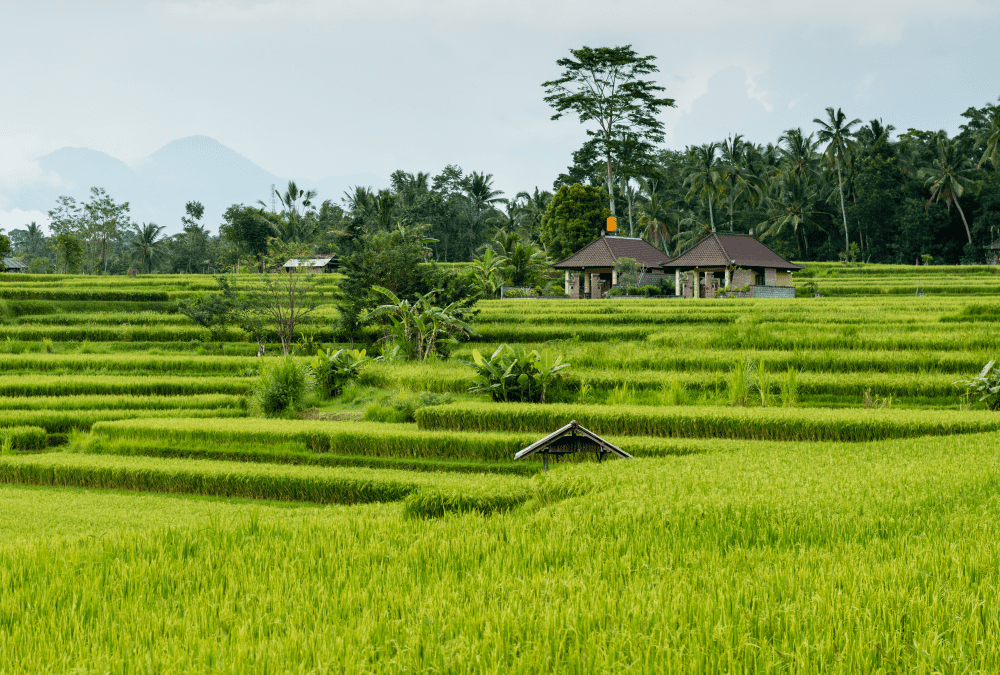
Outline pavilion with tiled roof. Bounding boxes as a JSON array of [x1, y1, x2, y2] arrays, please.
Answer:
[[660, 233, 804, 299], [990, 240, 1000, 265], [551, 233, 672, 298]]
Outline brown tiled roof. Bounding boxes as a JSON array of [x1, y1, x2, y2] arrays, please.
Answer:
[[551, 235, 672, 269], [661, 233, 803, 270]]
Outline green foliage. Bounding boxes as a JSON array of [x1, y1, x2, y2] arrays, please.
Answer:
[[251, 357, 312, 417], [465, 344, 570, 403], [365, 286, 474, 361], [311, 348, 369, 398], [177, 290, 232, 348], [954, 359, 1000, 410], [613, 256, 643, 288], [539, 184, 610, 260], [363, 390, 454, 424]]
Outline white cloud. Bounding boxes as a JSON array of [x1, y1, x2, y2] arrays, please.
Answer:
[[0, 209, 51, 233]]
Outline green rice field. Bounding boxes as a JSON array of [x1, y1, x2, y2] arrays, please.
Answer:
[[2, 264, 999, 672]]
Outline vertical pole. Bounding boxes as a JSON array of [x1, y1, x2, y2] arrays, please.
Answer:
[[675, 269, 681, 296], [693, 271, 700, 298], [543, 453, 548, 472], [725, 269, 731, 289]]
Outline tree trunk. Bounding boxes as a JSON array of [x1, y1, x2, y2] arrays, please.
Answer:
[[708, 191, 715, 233], [606, 144, 615, 217], [954, 195, 973, 244], [836, 156, 849, 252]]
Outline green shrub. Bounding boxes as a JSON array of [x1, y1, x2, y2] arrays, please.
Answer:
[[954, 359, 1000, 411], [251, 357, 313, 417], [465, 344, 569, 403], [311, 348, 370, 398], [363, 390, 454, 423]]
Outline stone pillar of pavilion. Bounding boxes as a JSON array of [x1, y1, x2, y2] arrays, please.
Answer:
[[675, 269, 681, 296], [692, 270, 700, 298], [724, 268, 731, 288]]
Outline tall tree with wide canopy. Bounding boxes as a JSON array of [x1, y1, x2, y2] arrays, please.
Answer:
[[921, 135, 978, 244], [543, 45, 675, 218], [814, 107, 862, 252]]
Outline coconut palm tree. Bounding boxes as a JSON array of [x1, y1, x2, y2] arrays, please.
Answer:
[[777, 128, 821, 181], [814, 107, 862, 253], [921, 135, 979, 244], [131, 222, 165, 274], [757, 172, 825, 257], [978, 113, 1000, 169], [465, 172, 504, 212], [683, 143, 724, 233], [513, 188, 552, 246], [719, 134, 765, 232], [635, 179, 674, 251]]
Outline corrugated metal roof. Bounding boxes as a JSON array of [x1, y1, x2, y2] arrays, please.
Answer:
[[661, 233, 803, 270], [551, 235, 672, 269], [283, 258, 337, 268], [3, 258, 27, 270]]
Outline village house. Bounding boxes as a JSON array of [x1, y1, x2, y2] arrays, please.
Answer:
[[661, 233, 803, 299], [551, 233, 671, 298]]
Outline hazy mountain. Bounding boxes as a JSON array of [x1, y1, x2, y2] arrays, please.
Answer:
[[4, 136, 387, 234]]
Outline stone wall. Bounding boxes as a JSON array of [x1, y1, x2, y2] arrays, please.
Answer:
[[732, 269, 755, 287], [750, 285, 795, 299], [775, 271, 794, 287]]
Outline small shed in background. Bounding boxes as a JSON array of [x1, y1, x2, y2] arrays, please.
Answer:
[[514, 420, 633, 470], [2, 258, 28, 273], [281, 254, 338, 273]]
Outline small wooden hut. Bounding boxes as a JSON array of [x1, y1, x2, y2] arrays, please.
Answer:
[[514, 420, 633, 470]]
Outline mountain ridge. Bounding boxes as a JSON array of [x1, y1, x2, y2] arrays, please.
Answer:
[[4, 136, 387, 233]]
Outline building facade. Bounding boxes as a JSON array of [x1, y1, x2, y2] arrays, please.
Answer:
[[660, 233, 803, 299]]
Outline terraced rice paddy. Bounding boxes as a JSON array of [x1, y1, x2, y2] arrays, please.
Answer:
[[1, 264, 999, 672]]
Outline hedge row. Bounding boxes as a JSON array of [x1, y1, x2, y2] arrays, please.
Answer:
[[0, 453, 416, 504], [1, 425, 47, 451], [0, 288, 169, 301], [0, 394, 244, 411], [0, 353, 260, 375], [75, 435, 537, 475], [92, 418, 709, 461], [414, 402, 1000, 442], [0, 408, 247, 433], [0, 453, 533, 508], [0, 375, 252, 397]]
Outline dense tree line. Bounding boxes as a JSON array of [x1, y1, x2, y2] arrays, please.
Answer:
[[555, 99, 1000, 265]]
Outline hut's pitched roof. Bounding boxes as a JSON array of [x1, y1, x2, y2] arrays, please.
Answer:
[[514, 420, 633, 460], [2, 258, 27, 271], [551, 235, 671, 269], [660, 233, 803, 270]]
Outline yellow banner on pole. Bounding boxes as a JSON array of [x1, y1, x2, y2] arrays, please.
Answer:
[[606, 216, 617, 232]]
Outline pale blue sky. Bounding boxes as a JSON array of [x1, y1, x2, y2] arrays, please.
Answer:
[[1, 0, 997, 231]]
